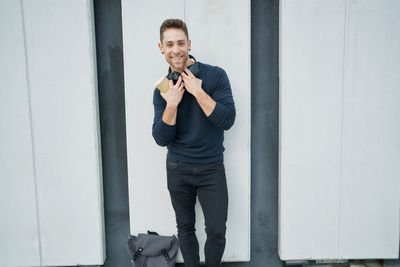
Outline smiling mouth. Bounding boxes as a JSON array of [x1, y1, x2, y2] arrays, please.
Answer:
[[171, 56, 183, 64]]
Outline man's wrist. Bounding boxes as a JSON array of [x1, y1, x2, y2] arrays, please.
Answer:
[[193, 87, 204, 99], [166, 103, 178, 109], [162, 103, 178, 126]]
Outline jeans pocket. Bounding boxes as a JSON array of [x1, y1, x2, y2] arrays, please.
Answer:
[[207, 161, 225, 173], [166, 160, 179, 171]]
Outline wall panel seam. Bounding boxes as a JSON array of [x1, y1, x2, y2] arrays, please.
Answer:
[[20, 0, 43, 265], [247, 0, 252, 260], [278, 0, 284, 257], [338, 0, 350, 259]]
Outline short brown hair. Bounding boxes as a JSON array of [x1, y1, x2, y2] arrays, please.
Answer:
[[160, 18, 189, 43]]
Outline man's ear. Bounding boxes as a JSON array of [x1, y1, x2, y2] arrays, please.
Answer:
[[187, 40, 191, 51], [158, 42, 164, 54]]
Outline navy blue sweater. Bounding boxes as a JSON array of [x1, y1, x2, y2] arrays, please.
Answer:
[[152, 62, 236, 163]]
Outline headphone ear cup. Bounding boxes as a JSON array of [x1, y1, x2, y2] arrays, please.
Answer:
[[188, 63, 200, 77], [169, 71, 180, 85]]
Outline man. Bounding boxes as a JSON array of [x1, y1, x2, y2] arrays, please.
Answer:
[[152, 18, 235, 267]]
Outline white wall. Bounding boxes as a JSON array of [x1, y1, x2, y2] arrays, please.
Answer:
[[122, 0, 251, 262], [0, 1, 105, 266], [0, 1, 41, 265], [279, 0, 400, 260]]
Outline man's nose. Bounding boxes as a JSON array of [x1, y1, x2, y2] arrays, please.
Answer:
[[172, 44, 179, 53]]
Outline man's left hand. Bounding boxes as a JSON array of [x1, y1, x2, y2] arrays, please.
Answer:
[[181, 68, 203, 97]]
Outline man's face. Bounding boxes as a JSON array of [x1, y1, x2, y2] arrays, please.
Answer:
[[158, 28, 191, 73]]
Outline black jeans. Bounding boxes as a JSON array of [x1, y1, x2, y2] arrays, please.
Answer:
[[166, 159, 228, 267]]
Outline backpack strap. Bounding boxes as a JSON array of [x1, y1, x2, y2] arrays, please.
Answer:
[[131, 247, 143, 261], [161, 249, 170, 262]]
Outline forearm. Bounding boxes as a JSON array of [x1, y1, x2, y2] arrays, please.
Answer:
[[162, 104, 178, 125], [152, 119, 176, 147], [152, 86, 180, 147], [193, 88, 216, 117], [153, 104, 177, 146], [207, 101, 236, 130]]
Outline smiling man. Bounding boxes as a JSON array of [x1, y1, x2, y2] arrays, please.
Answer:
[[152, 18, 236, 267]]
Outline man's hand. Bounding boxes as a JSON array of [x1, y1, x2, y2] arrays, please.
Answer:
[[182, 68, 216, 117], [181, 68, 202, 97], [160, 75, 185, 108], [160, 75, 184, 125]]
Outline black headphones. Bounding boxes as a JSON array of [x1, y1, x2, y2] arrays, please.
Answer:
[[167, 55, 200, 85]]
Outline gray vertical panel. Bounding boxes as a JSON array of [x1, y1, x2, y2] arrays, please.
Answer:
[[22, 0, 105, 265], [279, 0, 345, 259], [122, 0, 183, 230], [121, 0, 184, 261], [0, 1, 41, 266], [123, 0, 251, 263], [185, 0, 251, 262], [340, 0, 400, 258], [122, 0, 184, 264]]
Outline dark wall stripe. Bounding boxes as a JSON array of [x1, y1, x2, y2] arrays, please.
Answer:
[[246, 0, 281, 266], [93, 1, 131, 267]]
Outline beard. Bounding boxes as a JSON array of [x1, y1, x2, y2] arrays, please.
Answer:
[[168, 54, 189, 72]]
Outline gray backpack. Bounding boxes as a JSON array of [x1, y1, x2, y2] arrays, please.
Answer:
[[127, 231, 179, 267]]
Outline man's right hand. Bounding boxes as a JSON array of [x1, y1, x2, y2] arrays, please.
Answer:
[[160, 75, 184, 125], [160, 75, 185, 108]]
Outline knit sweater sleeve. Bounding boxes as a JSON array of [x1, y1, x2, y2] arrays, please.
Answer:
[[207, 68, 236, 130], [152, 89, 176, 146]]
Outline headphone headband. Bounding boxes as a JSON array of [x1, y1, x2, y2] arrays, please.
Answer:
[[189, 54, 197, 64]]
